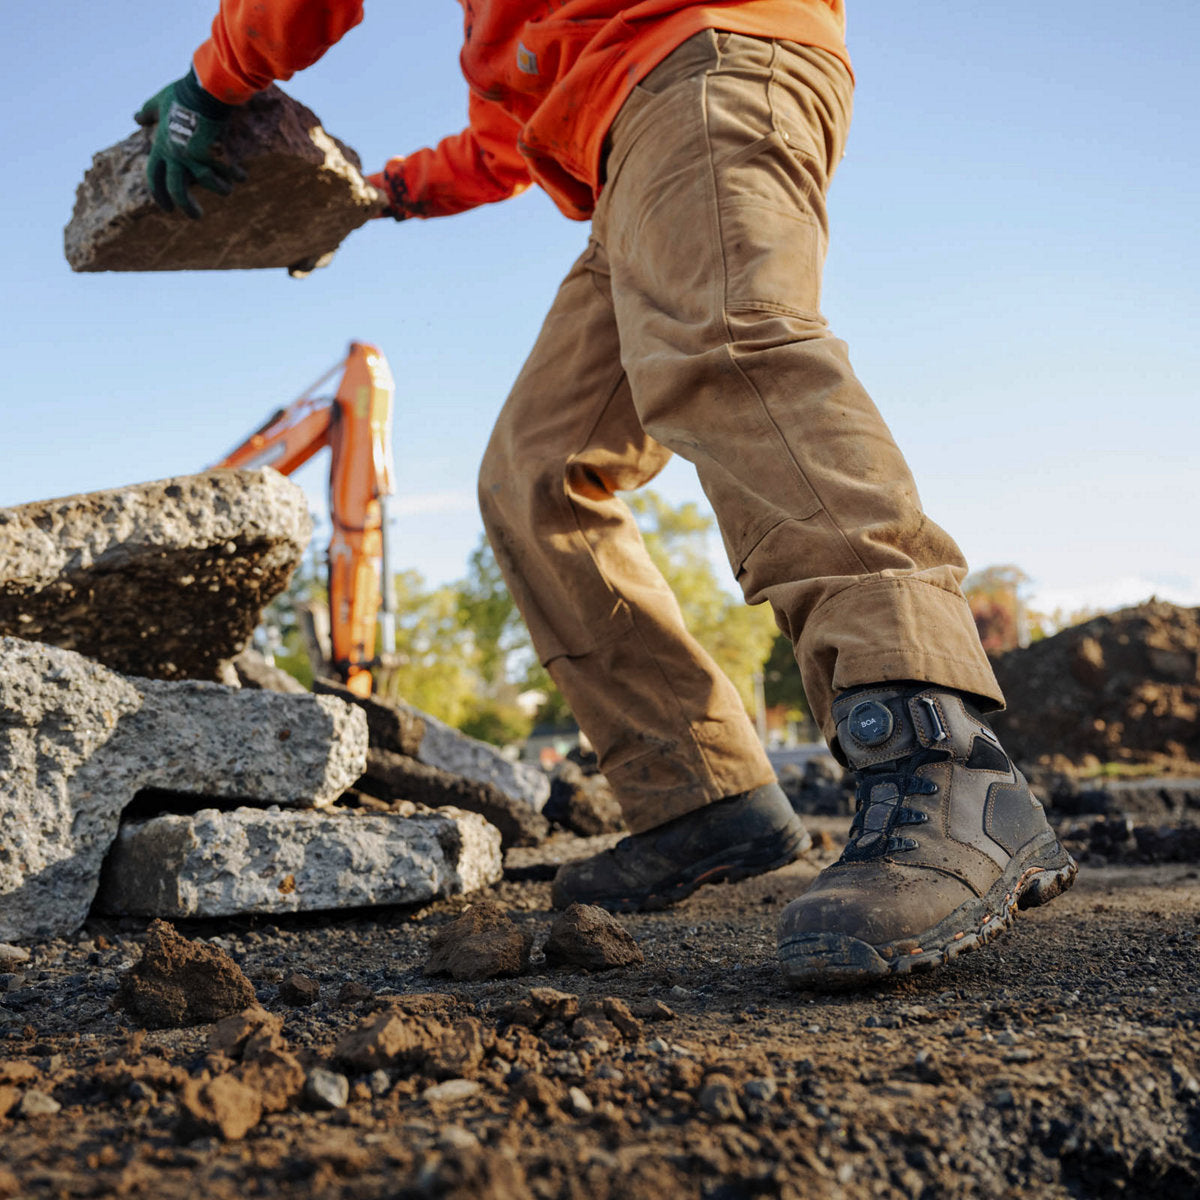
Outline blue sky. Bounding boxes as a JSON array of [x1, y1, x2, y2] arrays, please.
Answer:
[[3, 1, 1198, 618]]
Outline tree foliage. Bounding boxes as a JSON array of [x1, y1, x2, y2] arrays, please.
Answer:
[[965, 564, 1028, 655], [374, 569, 482, 727], [265, 489, 783, 742], [625, 491, 778, 712]]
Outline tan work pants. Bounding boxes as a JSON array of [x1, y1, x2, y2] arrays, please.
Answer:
[[479, 32, 1002, 834]]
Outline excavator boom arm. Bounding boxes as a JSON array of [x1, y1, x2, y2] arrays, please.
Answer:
[[212, 343, 397, 696]]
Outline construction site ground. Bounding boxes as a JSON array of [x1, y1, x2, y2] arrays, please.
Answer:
[[3, 816, 1199, 1200]]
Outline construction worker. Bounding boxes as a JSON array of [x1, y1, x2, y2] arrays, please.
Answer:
[[135, 0, 1075, 987]]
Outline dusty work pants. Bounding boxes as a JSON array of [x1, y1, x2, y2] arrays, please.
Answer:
[[479, 31, 1002, 834]]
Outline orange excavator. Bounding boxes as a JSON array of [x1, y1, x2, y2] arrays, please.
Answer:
[[213, 342, 398, 696]]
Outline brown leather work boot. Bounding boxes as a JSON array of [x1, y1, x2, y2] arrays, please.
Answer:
[[552, 783, 811, 913], [777, 684, 1076, 988]]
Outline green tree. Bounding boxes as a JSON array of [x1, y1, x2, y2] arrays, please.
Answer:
[[762, 633, 811, 725], [965, 564, 1029, 655], [375, 569, 482, 727], [626, 491, 778, 712]]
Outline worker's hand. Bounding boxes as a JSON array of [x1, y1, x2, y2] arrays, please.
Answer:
[[134, 68, 246, 219], [366, 166, 414, 221]]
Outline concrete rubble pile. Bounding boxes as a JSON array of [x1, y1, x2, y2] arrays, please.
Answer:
[[64, 86, 384, 274], [0, 470, 507, 941], [312, 679, 551, 849]]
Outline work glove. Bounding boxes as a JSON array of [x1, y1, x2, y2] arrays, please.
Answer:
[[134, 68, 246, 219], [366, 165, 414, 221]]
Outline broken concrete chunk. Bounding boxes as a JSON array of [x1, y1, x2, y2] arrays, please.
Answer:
[[95, 806, 502, 920], [316, 680, 551, 813], [0, 468, 311, 682], [0, 637, 367, 940], [65, 86, 385, 273], [364, 749, 550, 849]]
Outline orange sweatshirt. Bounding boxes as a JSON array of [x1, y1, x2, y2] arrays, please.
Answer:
[[194, 0, 849, 221]]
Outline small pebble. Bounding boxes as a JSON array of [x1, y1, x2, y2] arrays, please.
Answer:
[[304, 1067, 349, 1110], [0, 944, 31, 968], [279, 972, 320, 1006], [423, 1079, 481, 1105], [438, 1125, 479, 1151], [369, 1069, 392, 1097], [17, 1090, 61, 1118], [744, 1077, 777, 1103], [567, 1086, 593, 1116]]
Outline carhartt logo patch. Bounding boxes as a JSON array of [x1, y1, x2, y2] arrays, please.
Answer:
[[516, 42, 538, 74]]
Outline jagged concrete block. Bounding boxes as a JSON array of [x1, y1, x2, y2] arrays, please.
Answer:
[[65, 85, 384, 273], [363, 749, 550, 849], [0, 468, 311, 682], [0, 638, 367, 940], [96, 806, 502, 919], [315, 680, 551, 814]]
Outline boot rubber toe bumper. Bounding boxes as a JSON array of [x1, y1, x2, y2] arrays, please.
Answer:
[[778, 832, 1077, 989]]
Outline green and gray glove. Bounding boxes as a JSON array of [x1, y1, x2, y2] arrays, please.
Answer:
[[134, 68, 246, 219]]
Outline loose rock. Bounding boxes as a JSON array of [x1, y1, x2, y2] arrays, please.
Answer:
[[16, 1090, 61, 1118], [316, 680, 550, 813], [304, 1067, 349, 1111], [278, 973, 320, 1006], [545, 761, 627, 835], [0, 469, 310, 681], [424, 1079, 481, 1105], [0, 945, 30, 968], [363, 749, 550, 849]]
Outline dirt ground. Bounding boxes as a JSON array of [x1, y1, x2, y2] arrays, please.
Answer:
[[2, 816, 1199, 1200]]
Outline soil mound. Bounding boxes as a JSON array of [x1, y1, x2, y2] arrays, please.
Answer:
[[991, 600, 1200, 775]]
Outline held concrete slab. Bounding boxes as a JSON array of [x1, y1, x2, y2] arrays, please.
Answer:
[[0, 468, 311, 682], [0, 638, 367, 941], [95, 806, 502, 919], [315, 680, 551, 814], [65, 86, 385, 273]]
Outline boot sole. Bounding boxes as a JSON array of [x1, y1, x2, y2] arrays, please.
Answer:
[[777, 832, 1077, 989], [582, 817, 813, 914]]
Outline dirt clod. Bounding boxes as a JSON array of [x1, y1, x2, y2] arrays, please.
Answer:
[[114, 920, 257, 1029], [543, 903, 644, 970], [178, 1073, 263, 1142], [277, 971, 320, 1006], [425, 900, 532, 981]]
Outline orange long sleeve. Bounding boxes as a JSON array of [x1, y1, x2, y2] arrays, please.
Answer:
[[368, 94, 532, 220], [193, 0, 364, 104]]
